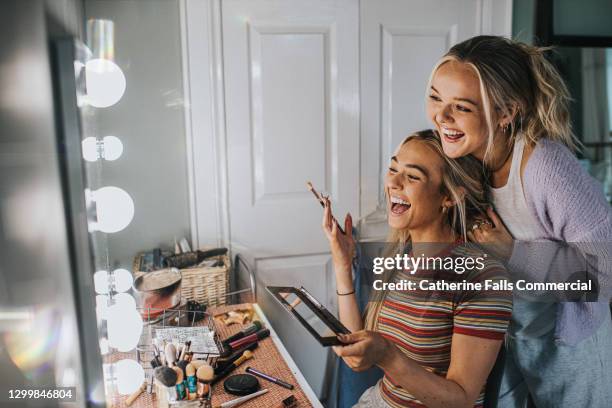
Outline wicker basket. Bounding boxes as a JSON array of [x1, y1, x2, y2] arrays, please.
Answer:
[[179, 254, 230, 306], [133, 253, 231, 307]]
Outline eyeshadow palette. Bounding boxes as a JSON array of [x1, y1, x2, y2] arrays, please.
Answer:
[[266, 286, 351, 347]]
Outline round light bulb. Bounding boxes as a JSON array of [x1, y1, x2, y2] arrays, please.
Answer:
[[107, 304, 142, 352], [85, 58, 126, 108], [82, 137, 99, 162], [102, 136, 123, 161], [92, 186, 135, 233], [93, 270, 110, 294], [112, 268, 133, 292], [114, 359, 144, 395], [113, 293, 136, 310], [99, 337, 109, 355], [96, 295, 110, 320]]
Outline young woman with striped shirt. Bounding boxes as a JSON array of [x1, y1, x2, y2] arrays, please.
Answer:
[[322, 130, 512, 407]]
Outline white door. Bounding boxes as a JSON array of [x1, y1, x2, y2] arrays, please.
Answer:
[[221, 0, 359, 398], [359, 0, 512, 240]]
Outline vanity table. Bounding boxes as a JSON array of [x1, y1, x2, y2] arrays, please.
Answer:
[[106, 303, 323, 408]]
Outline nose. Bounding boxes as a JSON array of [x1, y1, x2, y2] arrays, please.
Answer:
[[386, 171, 403, 191], [435, 103, 454, 124]]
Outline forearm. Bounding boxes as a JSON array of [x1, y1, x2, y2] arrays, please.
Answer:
[[335, 263, 363, 332], [378, 346, 472, 408]]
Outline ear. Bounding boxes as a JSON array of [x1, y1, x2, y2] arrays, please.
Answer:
[[442, 187, 465, 209], [498, 104, 518, 129]]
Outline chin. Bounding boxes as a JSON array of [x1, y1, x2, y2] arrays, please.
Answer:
[[387, 217, 410, 230], [441, 139, 468, 158]]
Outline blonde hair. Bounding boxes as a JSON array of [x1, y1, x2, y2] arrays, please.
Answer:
[[363, 129, 489, 329], [428, 35, 579, 161]]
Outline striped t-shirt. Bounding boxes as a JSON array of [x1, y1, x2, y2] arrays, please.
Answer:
[[374, 245, 512, 408]]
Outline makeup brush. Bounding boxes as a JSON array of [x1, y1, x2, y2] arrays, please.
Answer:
[[165, 343, 177, 367], [186, 363, 198, 400], [177, 360, 190, 398], [196, 363, 215, 399], [216, 342, 259, 374], [179, 341, 191, 360], [173, 366, 187, 400], [125, 381, 147, 406], [214, 389, 268, 408], [212, 350, 254, 384], [154, 366, 178, 402], [151, 344, 162, 368], [190, 359, 208, 370], [306, 181, 345, 234]]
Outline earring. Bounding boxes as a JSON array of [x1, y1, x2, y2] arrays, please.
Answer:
[[442, 206, 448, 214], [501, 123, 510, 133]]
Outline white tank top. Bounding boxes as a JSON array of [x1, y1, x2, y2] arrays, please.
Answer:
[[490, 137, 539, 240], [491, 137, 555, 337]]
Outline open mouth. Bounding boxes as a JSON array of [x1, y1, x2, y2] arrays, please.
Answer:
[[390, 196, 411, 215], [440, 126, 465, 142]]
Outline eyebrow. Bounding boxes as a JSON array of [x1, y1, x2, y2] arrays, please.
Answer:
[[390, 156, 429, 177], [430, 86, 478, 107]]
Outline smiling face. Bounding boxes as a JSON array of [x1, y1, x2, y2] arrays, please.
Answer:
[[426, 60, 490, 160], [385, 139, 452, 233]]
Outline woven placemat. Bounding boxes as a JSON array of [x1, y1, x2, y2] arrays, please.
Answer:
[[106, 303, 315, 408]]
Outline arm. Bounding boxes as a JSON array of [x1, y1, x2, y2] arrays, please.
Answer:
[[334, 332, 502, 408], [512, 140, 612, 299], [322, 198, 363, 332]]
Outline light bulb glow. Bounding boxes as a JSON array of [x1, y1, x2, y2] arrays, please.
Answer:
[[113, 293, 136, 310], [96, 295, 110, 320], [85, 58, 126, 108], [82, 137, 99, 162], [112, 268, 133, 292], [114, 359, 144, 395], [107, 303, 142, 352], [102, 136, 123, 161], [92, 186, 135, 233], [93, 270, 110, 294], [99, 338, 109, 355], [81, 136, 123, 162]]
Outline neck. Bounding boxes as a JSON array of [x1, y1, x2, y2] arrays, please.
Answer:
[[473, 132, 514, 188], [409, 221, 455, 246]]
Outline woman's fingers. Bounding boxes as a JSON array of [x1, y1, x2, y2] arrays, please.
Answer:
[[345, 213, 352, 237], [487, 207, 502, 229]]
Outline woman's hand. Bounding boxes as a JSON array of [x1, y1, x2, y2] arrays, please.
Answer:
[[468, 207, 513, 261], [333, 331, 394, 372], [321, 197, 355, 272]]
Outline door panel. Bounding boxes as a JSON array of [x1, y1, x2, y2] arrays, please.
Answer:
[[360, 0, 492, 237], [221, 0, 359, 398]]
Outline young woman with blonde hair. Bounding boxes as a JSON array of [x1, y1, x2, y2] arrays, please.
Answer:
[[324, 130, 512, 407], [426, 35, 612, 407]]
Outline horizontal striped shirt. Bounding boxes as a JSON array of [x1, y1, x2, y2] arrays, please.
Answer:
[[374, 245, 512, 408]]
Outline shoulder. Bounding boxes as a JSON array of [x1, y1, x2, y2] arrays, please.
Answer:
[[524, 138, 579, 179], [523, 138, 600, 198], [523, 138, 611, 239]]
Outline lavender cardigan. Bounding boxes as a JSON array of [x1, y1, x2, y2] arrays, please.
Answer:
[[507, 138, 612, 345]]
